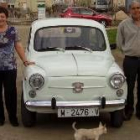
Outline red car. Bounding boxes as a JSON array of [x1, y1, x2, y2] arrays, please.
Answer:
[[60, 7, 112, 27]]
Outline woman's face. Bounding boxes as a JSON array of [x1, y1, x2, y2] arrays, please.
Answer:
[[130, 2, 140, 20], [0, 13, 7, 26]]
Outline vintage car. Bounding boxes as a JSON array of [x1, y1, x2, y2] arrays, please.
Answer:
[[21, 18, 127, 128]]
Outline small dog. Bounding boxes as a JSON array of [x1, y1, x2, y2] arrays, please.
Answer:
[[72, 122, 107, 140]]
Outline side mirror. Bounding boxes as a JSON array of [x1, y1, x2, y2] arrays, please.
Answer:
[[110, 43, 116, 50]]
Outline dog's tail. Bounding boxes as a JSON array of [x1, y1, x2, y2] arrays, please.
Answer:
[[72, 122, 77, 131]]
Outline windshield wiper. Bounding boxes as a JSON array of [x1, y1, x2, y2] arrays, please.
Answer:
[[66, 45, 92, 52], [38, 47, 65, 52], [47, 47, 65, 52]]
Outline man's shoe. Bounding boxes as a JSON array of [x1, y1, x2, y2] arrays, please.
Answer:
[[123, 113, 132, 121], [136, 113, 140, 120]]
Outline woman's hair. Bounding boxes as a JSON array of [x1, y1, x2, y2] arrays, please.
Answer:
[[0, 6, 8, 18]]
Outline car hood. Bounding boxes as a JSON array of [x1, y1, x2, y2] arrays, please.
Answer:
[[35, 53, 113, 77]]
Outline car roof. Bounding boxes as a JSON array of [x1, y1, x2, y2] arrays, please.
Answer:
[[66, 6, 94, 11], [31, 18, 105, 32], [68, 6, 91, 9]]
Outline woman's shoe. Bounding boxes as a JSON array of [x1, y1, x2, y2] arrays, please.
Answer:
[[9, 118, 19, 127], [0, 121, 4, 126]]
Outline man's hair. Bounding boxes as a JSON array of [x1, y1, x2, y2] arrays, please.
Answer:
[[0, 6, 8, 18], [129, 0, 140, 9]]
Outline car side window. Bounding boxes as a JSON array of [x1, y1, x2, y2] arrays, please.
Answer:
[[72, 8, 80, 14], [80, 9, 93, 15]]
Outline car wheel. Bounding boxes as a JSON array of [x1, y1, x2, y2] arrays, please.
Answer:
[[21, 93, 36, 127], [99, 20, 107, 27], [110, 109, 124, 128]]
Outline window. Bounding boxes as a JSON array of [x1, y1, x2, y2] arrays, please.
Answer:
[[80, 8, 93, 15], [72, 8, 80, 14], [97, 0, 107, 5], [34, 26, 106, 52]]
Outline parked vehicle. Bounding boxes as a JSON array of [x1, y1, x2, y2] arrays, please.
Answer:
[[94, 0, 109, 12], [21, 18, 127, 128], [60, 7, 112, 27]]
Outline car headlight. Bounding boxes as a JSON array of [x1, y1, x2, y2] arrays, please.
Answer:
[[29, 73, 44, 90], [110, 73, 125, 89]]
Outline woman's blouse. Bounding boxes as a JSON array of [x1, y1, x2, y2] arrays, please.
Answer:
[[0, 26, 20, 71]]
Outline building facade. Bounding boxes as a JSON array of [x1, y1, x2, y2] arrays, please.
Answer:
[[14, 0, 38, 12], [0, 0, 129, 12]]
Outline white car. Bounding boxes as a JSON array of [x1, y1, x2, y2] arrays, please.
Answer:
[[22, 18, 127, 127]]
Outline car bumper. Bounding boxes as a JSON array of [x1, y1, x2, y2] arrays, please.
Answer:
[[25, 98, 126, 110]]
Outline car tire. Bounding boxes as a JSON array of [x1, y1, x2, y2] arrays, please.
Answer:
[[21, 93, 36, 127], [99, 20, 107, 27], [110, 109, 124, 128]]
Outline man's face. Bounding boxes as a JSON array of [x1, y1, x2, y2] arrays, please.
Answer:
[[0, 13, 7, 26], [130, 2, 140, 20]]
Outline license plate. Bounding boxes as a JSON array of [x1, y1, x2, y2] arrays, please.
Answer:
[[58, 107, 99, 117]]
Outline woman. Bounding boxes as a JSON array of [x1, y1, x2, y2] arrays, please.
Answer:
[[0, 6, 34, 126]]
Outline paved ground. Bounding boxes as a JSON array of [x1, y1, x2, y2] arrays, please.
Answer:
[[0, 25, 140, 140]]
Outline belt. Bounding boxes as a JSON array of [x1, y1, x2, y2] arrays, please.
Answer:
[[125, 55, 140, 60]]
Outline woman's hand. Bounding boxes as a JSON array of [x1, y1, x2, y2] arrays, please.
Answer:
[[15, 42, 35, 67], [23, 61, 35, 67]]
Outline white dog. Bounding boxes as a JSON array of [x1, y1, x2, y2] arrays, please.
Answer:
[[72, 122, 107, 140]]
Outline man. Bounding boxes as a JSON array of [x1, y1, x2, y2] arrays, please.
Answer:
[[117, 1, 140, 120]]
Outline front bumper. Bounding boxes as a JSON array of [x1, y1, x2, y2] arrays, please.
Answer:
[[25, 98, 126, 111]]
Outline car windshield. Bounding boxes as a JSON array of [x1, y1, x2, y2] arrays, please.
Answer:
[[34, 26, 106, 52], [97, 0, 107, 5]]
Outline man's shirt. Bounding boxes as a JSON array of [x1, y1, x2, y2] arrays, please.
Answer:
[[117, 17, 140, 57]]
